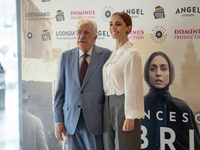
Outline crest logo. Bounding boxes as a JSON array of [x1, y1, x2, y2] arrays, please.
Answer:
[[42, 30, 51, 41], [153, 6, 165, 19], [56, 10, 65, 21], [101, 6, 114, 22], [151, 26, 167, 43]]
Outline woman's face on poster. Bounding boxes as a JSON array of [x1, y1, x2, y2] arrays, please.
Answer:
[[148, 55, 170, 89]]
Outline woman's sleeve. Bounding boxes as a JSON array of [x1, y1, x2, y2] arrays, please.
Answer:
[[124, 52, 145, 120]]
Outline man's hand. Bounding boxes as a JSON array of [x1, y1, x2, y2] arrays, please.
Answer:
[[54, 123, 67, 141], [122, 119, 135, 132]]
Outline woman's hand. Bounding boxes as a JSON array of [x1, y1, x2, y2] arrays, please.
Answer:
[[122, 119, 135, 132]]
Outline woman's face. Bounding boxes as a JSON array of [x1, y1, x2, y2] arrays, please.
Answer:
[[148, 55, 170, 89], [109, 15, 131, 40]]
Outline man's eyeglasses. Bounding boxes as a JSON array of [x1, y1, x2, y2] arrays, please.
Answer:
[[75, 30, 93, 36]]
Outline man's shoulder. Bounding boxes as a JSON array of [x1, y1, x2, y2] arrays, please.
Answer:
[[62, 47, 78, 55], [23, 110, 42, 124], [94, 45, 111, 54]]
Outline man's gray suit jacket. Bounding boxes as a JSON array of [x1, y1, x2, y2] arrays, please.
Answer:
[[54, 44, 111, 135]]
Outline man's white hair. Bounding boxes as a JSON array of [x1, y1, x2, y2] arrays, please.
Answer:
[[76, 18, 98, 37]]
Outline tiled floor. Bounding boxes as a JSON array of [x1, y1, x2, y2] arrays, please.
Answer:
[[0, 88, 22, 150]]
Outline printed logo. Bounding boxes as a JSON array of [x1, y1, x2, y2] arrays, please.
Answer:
[[55, 30, 76, 40], [153, 6, 165, 19], [175, 7, 200, 17], [56, 10, 65, 21], [70, 10, 95, 19], [151, 26, 167, 43], [42, 30, 51, 41], [24, 28, 36, 43], [128, 30, 144, 40], [101, 6, 114, 22], [25, 12, 51, 21], [55, 30, 111, 41], [123, 9, 144, 18], [42, 0, 50, 2], [97, 30, 110, 40], [174, 29, 200, 39]]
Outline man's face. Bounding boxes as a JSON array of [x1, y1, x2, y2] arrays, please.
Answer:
[[76, 23, 97, 53]]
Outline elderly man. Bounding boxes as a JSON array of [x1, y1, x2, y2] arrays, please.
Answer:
[[54, 18, 111, 150]]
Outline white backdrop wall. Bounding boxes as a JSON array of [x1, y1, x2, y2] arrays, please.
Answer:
[[20, 0, 200, 149]]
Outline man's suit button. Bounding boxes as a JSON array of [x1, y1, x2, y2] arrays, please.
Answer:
[[81, 91, 83, 94], [78, 105, 81, 108]]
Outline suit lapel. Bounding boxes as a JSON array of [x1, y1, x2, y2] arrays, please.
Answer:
[[81, 45, 102, 88], [70, 48, 81, 88]]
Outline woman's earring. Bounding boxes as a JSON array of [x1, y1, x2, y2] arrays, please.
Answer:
[[126, 31, 129, 34]]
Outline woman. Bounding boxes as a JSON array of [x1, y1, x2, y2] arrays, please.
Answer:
[[142, 51, 200, 149], [103, 12, 145, 150]]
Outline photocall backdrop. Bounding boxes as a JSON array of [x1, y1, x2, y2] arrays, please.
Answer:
[[20, 0, 200, 149]]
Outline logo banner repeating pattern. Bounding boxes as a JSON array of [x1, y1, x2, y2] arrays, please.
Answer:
[[20, 0, 200, 149]]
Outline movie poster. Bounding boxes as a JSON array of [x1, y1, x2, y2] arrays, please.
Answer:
[[19, 0, 200, 149]]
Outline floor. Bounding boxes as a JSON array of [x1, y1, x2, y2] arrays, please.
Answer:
[[0, 88, 22, 150]]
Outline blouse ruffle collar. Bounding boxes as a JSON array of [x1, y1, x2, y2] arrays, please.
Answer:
[[109, 40, 132, 64]]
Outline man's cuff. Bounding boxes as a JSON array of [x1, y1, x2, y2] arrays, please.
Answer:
[[55, 122, 64, 125]]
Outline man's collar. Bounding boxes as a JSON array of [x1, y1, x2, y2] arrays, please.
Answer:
[[79, 45, 93, 57]]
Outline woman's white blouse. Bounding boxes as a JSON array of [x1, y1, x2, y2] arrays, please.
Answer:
[[103, 41, 145, 120]]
